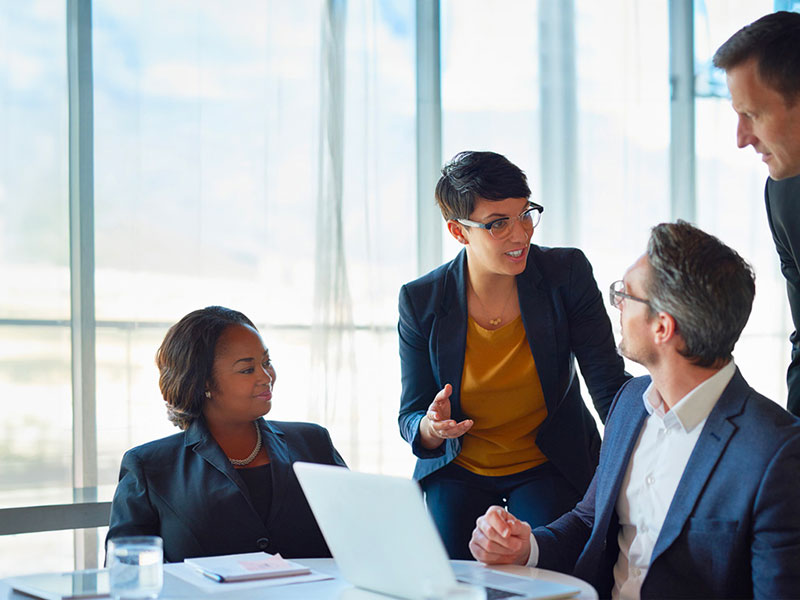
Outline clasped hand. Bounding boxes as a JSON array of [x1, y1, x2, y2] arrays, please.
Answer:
[[469, 506, 532, 566]]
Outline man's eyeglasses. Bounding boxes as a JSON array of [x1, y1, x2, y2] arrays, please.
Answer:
[[609, 280, 651, 309], [456, 201, 544, 240]]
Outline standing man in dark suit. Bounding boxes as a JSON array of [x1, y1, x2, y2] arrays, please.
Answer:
[[469, 222, 800, 598], [713, 11, 800, 415]]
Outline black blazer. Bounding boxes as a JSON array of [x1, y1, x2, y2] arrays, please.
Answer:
[[398, 245, 630, 490], [106, 418, 346, 562], [765, 174, 800, 416]]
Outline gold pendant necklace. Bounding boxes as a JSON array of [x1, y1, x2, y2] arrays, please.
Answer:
[[469, 279, 516, 327]]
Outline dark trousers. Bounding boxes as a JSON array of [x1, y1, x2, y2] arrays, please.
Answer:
[[421, 461, 581, 559]]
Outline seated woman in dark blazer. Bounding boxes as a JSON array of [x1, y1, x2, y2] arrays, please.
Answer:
[[398, 151, 630, 559], [107, 306, 346, 562]]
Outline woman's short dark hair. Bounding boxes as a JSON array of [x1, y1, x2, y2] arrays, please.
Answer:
[[156, 306, 256, 430], [435, 151, 531, 220], [645, 221, 755, 368], [713, 11, 800, 106]]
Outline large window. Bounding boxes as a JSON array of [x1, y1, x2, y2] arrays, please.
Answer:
[[0, 0, 72, 574]]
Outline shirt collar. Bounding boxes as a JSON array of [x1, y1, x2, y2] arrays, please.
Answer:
[[641, 360, 736, 432]]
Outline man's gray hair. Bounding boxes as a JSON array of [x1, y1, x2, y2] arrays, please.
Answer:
[[646, 221, 755, 367]]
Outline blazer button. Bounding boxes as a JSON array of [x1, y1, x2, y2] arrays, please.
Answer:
[[256, 537, 270, 551]]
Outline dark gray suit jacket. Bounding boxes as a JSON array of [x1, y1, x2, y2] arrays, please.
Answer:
[[398, 245, 630, 490], [765, 174, 800, 416], [107, 418, 346, 562], [534, 371, 800, 599]]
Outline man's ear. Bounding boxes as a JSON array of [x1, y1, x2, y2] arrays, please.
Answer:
[[446, 220, 468, 245], [652, 311, 677, 346]]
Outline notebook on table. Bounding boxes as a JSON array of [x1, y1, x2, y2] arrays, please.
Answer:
[[293, 462, 580, 600], [184, 551, 311, 582]]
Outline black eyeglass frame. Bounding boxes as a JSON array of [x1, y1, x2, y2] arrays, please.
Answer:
[[455, 201, 544, 239], [609, 280, 651, 309]]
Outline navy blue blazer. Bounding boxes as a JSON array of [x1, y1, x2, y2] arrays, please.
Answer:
[[534, 371, 800, 599], [107, 418, 346, 563], [398, 245, 630, 490]]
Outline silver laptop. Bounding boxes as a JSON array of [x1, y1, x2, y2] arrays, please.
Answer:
[[293, 462, 580, 600]]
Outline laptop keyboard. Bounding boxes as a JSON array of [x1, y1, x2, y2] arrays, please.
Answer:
[[483, 585, 525, 600], [457, 578, 524, 600]]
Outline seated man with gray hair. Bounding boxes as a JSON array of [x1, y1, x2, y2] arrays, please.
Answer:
[[469, 221, 800, 599]]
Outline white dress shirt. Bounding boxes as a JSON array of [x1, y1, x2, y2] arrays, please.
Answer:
[[526, 361, 736, 600]]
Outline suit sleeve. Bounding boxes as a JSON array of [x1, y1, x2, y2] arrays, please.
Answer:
[[321, 425, 348, 467], [532, 468, 597, 573], [530, 379, 633, 574], [397, 285, 446, 459], [564, 249, 630, 423], [765, 180, 800, 417], [750, 427, 800, 597], [106, 450, 160, 557]]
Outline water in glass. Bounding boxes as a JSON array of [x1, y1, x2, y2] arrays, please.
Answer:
[[109, 537, 163, 600]]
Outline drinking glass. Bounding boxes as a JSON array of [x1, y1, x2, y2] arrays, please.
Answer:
[[107, 536, 163, 600]]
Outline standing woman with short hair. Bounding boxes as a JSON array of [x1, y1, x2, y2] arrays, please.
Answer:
[[398, 151, 629, 558], [107, 306, 346, 562]]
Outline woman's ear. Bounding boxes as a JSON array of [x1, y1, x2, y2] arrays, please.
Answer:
[[446, 220, 468, 245]]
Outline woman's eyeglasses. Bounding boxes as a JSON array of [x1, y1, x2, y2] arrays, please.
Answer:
[[456, 201, 544, 240]]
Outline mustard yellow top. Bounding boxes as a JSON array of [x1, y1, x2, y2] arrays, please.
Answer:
[[453, 315, 548, 476]]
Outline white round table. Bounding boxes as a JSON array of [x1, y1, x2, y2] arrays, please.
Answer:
[[0, 558, 597, 600]]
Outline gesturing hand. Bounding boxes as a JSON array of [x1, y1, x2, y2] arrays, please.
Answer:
[[420, 384, 473, 449]]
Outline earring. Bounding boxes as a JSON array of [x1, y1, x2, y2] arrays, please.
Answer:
[[204, 391, 211, 399]]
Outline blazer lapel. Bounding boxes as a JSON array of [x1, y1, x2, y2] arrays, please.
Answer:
[[185, 419, 251, 498], [595, 395, 649, 526], [575, 387, 648, 576], [260, 420, 290, 524], [649, 370, 747, 563], [433, 251, 469, 415], [186, 418, 268, 522], [516, 250, 559, 413]]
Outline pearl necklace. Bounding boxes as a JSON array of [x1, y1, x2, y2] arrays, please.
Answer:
[[228, 421, 262, 467]]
